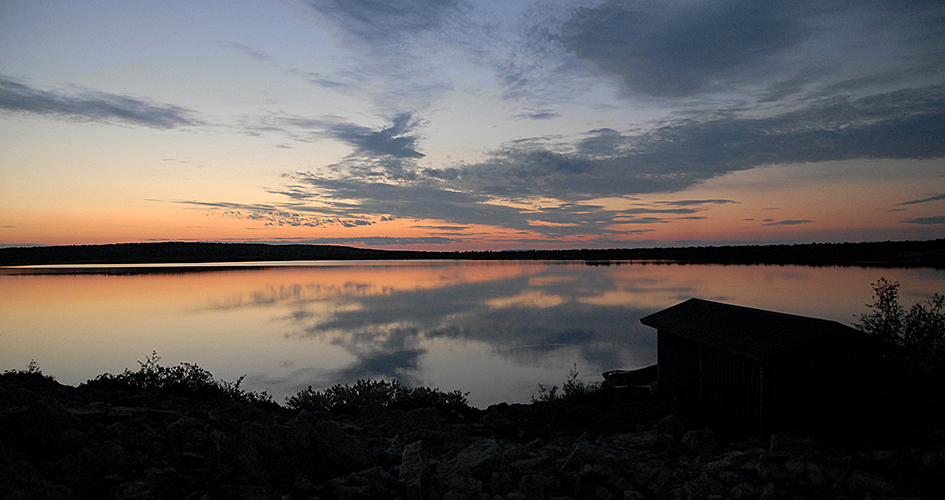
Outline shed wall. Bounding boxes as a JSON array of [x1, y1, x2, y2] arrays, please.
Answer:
[[658, 330, 763, 435]]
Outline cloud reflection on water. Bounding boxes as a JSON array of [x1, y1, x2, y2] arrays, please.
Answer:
[[192, 262, 659, 398]]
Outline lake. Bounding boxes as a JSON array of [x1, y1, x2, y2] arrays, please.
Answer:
[[2, 261, 944, 408]]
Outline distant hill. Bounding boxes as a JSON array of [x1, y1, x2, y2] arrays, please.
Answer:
[[1, 239, 944, 268]]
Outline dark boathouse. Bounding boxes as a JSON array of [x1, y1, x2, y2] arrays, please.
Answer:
[[641, 298, 881, 436]]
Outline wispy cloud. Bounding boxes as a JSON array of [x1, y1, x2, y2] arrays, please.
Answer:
[[303, 0, 463, 41], [658, 200, 738, 207], [901, 216, 945, 225], [763, 220, 814, 226], [0, 76, 197, 128], [516, 110, 562, 120], [897, 193, 945, 206]]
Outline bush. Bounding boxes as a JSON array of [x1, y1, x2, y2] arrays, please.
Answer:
[[856, 278, 945, 371], [83, 351, 274, 406], [532, 364, 602, 405], [2, 359, 55, 381], [286, 378, 470, 415]]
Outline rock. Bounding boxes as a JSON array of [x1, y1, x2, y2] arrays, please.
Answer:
[[681, 474, 726, 499], [768, 430, 817, 454], [922, 447, 945, 467], [491, 470, 515, 495], [401, 441, 429, 500], [359, 403, 406, 430], [404, 406, 441, 432], [518, 473, 558, 499], [757, 482, 777, 500], [682, 428, 717, 456], [199, 484, 279, 500], [651, 414, 686, 441], [479, 407, 514, 432], [311, 420, 375, 474], [454, 439, 508, 481], [608, 431, 674, 452], [730, 481, 762, 500], [433, 463, 484, 500], [842, 469, 906, 496]]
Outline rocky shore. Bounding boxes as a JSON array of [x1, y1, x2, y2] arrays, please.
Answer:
[[2, 371, 944, 500]]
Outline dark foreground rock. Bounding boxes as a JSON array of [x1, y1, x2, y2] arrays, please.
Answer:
[[2, 373, 944, 500]]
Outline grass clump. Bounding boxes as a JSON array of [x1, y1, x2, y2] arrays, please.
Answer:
[[286, 378, 470, 415], [83, 351, 275, 407]]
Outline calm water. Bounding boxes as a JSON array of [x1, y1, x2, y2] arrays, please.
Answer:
[[2, 261, 944, 408]]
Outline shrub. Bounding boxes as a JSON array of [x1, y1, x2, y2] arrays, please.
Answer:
[[532, 364, 602, 405], [286, 378, 470, 415], [2, 359, 55, 381], [83, 351, 274, 406], [856, 278, 945, 371]]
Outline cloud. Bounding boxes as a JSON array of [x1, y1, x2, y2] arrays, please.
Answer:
[[295, 236, 458, 246], [222, 42, 279, 65], [658, 200, 738, 206], [334, 347, 427, 383], [558, 0, 945, 100], [559, 0, 801, 98], [445, 85, 945, 202], [303, 0, 462, 41], [296, 0, 945, 124], [901, 216, 945, 225], [619, 208, 698, 215], [195, 84, 945, 241], [244, 112, 425, 162], [612, 217, 668, 225], [171, 199, 378, 228], [517, 110, 562, 120], [291, 264, 660, 374], [763, 220, 814, 226], [0, 76, 197, 128], [325, 112, 425, 158], [897, 193, 945, 206]]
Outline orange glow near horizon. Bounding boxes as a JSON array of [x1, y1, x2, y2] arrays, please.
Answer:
[[3, 158, 944, 250]]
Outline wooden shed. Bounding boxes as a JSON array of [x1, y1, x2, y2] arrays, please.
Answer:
[[641, 298, 881, 436]]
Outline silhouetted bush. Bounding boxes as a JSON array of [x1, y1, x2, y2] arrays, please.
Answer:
[[83, 351, 275, 407], [2, 359, 55, 382], [532, 364, 603, 405], [286, 379, 470, 415], [856, 278, 945, 371]]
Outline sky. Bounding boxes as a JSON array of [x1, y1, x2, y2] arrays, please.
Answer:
[[1, 0, 945, 251]]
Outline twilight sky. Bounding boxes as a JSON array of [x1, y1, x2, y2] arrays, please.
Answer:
[[2, 0, 944, 250]]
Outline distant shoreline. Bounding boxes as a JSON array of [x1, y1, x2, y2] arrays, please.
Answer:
[[1, 239, 944, 268]]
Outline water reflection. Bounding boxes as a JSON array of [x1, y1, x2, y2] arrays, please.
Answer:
[[2, 261, 943, 407]]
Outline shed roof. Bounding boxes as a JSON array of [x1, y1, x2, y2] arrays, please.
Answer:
[[640, 298, 868, 361]]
